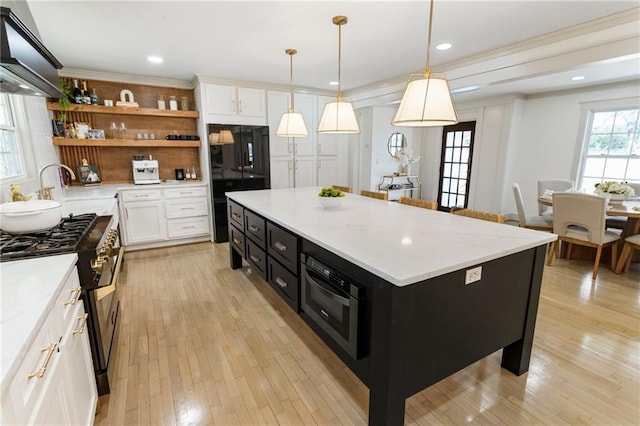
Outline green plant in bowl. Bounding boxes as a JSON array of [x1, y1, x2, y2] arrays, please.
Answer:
[[318, 187, 346, 209], [318, 187, 346, 198]]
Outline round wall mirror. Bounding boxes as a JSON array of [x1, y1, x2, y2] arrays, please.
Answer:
[[388, 132, 407, 158]]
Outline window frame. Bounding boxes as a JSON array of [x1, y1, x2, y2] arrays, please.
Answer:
[[436, 121, 476, 212], [0, 94, 37, 187]]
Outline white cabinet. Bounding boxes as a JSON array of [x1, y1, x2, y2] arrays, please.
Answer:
[[118, 184, 211, 250], [205, 83, 265, 119], [317, 157, 339, 188], [294, 157, 316, 188], [120, 188, 166, 245], [2, 267, 97, 426], [270, 157, 294, 189]]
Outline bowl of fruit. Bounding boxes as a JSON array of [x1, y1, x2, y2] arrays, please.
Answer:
[[318, 187, 346, 209]]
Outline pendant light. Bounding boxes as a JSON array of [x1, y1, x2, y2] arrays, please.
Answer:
[[317, 16, 360, 134], [392, 0, 459, 127], [276, 49, 309, 137]]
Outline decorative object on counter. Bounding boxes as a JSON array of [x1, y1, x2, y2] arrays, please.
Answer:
[[317, 16, 360, 134], [392, 0, 459, 127], [175, 168, 185, 180], [395, 146, 421, 174], [185, 166, 192, 180], [157, 95, 166, 110], [103, 99, 114, 107], [180, 96, 189, 111], [88, 129, 105, 139], [78, 159, 101, 186], [10, 184, 31, 202], [132, 155, 161, 185], [169, 95, 178, 111], [318, 186, 346, 209], [116, 89, 139, 107], [276, 48, 309, 137], [191, 165, 197, 180], [0, 199, 62, 233], [595, 181, 635, 202]]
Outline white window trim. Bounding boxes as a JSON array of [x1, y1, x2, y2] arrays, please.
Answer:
[[0, 95, 38, 194]]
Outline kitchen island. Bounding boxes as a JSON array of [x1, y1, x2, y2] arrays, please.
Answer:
[[226, 187, 556, 425]]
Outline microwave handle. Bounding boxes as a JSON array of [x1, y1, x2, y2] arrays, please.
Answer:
[[303, 267, 350, 306]]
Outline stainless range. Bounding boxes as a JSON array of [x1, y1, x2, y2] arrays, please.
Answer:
[[0, 213, 122, 396]]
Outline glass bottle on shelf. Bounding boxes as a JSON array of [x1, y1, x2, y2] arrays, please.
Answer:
[[72, 79, 82, 104], [185, 166, 192, 180], [119, 122, 126, 140], [81, 81, 91, 105], [169, 96, 178, 111], [191, 166, 197, 180], [180, 96, 189, 111], [90, 88, 99, 105], [109, 122, 117, 139], [157, 95, 166, 110]]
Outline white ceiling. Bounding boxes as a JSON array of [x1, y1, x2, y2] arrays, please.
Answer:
[[26, 0, 640, 103]]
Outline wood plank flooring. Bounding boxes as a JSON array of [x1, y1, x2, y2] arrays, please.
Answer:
[[95, 242, 640, 425]]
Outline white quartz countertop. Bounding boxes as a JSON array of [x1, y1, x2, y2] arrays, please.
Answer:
[[0, 254, 78, 392], [227, 188, 556, 286], [58, 180, 207, 201]]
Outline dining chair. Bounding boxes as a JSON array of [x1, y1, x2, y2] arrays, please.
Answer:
[[537, 179, 574, 215], [360, 190, 388, 201], [398, 197, 437, 210], [614, 234, 640, 273], [332, 184, 353, 193], [450, 207, 505, 223], [546, 192, 620, 279], [513, 183, 553, 231]]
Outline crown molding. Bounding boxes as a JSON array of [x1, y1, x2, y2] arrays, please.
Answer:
[[58, 68, 195, 89]]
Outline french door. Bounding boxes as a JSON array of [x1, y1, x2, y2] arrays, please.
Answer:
[[437, 121, 476, 211]]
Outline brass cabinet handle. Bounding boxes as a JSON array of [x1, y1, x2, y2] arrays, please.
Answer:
[[72, 313, 89, 335], [27, 343, 57, 379], [249, 225, 259, 232], [250, 255, 260, 263], [275, 277, 288, 288], [232, 212, 241, 219], [232, 238, 241, 245], [64, 288, 82, 306], [274, 241, 287, 252]]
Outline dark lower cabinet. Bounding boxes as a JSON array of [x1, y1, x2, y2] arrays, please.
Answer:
[[246, 238, 266, 279], [267, 257, 299, 312]]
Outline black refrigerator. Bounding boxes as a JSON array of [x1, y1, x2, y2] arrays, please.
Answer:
[[209, 124, 270, 242]]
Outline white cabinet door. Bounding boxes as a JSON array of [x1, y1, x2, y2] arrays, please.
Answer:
[[62, 306, 97, 426], [317, 157, 339, 188], [292, 93, 316, 156], [29, 351, 71, 425], [237, 87, 266, 118], [205, 83, 236, 115], [295, 157, 316, 188], [316, 95, 341, 156], [267, 90, 293, 157], [122, 201, 166, 244], [270, 157, 293, 189]]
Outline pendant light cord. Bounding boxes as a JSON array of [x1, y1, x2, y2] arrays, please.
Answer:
[[337, 21, 342, 101], [425, 0, 434, 75], [289, 52, 295, 111]]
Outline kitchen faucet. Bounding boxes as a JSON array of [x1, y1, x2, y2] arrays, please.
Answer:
[[38, 163, 76, 200]]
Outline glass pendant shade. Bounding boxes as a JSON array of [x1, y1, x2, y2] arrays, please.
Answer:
[[318, 100, 360, 133], [277, 111, 308, 137], [392, 72, 459, 127]]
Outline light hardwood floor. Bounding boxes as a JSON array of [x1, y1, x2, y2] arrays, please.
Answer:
[[95, 242, 640, 425]]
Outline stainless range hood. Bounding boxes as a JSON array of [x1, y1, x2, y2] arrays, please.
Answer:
[[1, 6, 64, 98]]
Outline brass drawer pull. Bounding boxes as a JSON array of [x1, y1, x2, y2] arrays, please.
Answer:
[[232, 212, 241, 219], [64, 288, 82, 306], [249, 225, 260, 232], [274, 241, 287, 252], [72, 313, 89, 335], [27, 343, 57, 379], [250, 255, 260, 263], [275, 277, 288, 288], [232, 238, 241, 245]]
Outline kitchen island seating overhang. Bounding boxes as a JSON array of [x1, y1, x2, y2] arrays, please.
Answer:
[[225, 187, 556, 425]]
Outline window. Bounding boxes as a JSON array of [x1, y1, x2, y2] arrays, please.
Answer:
[[579, 108, 640, 191], [437, 121, 476, 211], [0, 94, 26, 180]]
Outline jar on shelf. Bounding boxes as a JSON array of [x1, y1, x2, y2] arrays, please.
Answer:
[[169, 96, 178, 111], [180, 96, 189, 111], [157, 95, 166, 110]]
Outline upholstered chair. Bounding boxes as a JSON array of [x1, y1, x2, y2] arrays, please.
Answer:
[[513, 183, 553, 231], [537, 179, 574, 215]]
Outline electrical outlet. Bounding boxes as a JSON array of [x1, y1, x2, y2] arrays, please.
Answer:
[[465, 266, 482, 285]]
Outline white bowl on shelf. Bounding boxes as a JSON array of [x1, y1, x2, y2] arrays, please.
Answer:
[[318, 196, 345, 209]]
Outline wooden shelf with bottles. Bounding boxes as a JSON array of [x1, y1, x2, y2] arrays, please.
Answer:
[[46, 102, 199, 118], [52, 137, 200, 148]]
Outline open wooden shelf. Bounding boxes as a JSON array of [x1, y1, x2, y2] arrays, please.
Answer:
[[46, 102, 199, 118], [52, 137, 201, 148]]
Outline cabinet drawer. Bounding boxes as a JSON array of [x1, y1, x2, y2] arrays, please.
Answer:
[[267, 257, 299, 312], [229, 224, 245, 257], [228, 200, 244, 229], [267, 222, 299, 274], [244, 210, 266, 249], [120, 189, 161, 202], [164, 186, 207, 199], [50, 270, 82, 336], [246, 239, 266, 279], [165, 198, 208, 219], [167, 216, 210, 238]]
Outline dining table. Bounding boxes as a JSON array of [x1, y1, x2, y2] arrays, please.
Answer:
[[538, 195, 640, 266]]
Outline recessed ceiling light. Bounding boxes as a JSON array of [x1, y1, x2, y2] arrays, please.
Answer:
[[436, 43, 452, 51], [147, 56, 163, 64], [19, 84, 30, 89], [329, 81, 339, 86], [571, 76, 585, 81], [450, 85, 480, 94]]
